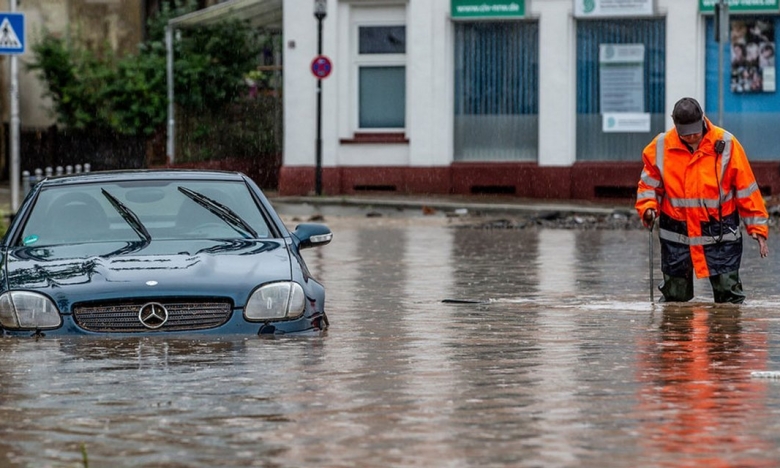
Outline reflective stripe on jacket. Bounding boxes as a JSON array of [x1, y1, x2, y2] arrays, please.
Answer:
[[635, 117, 769, 278]]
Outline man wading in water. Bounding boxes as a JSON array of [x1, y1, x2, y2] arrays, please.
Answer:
[[636, 97, 769, 303]]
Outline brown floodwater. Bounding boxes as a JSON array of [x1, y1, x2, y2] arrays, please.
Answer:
[[2, 212, 780, 467]]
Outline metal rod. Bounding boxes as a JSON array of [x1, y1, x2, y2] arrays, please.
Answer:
[[9, 0, 19, 212], [315, 16, 323, 196], [649, 222, 654, 304], [166, 26, 175, 165]]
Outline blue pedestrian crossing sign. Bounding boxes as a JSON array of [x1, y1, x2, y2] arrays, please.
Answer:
[[0, 13, 24, 54]]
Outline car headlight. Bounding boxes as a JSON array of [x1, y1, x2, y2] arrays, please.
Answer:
[[0, 291, 62, 330], [244, 282, 306, 321]]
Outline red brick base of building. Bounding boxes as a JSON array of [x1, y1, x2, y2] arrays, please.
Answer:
[[279, 161, 780, 202]]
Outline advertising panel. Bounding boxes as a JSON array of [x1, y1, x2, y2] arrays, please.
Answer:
[[451, 0, 525, 19], [574, 0, 653, 18], [700, 0, 780, 13], [730, 18, 775, 93]]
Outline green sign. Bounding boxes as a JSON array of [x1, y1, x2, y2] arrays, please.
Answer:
[[700, 0, 780, 12], [451, 0, 525, 18]]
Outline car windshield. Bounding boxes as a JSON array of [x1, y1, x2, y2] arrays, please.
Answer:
[[17, 179, 273, 247]]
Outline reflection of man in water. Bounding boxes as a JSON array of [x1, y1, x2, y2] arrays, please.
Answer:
[[636, 306, 772, 465]]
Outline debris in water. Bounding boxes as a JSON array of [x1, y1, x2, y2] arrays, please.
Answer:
[[750, 371, 780, 379], [442, 298, 491, 304]]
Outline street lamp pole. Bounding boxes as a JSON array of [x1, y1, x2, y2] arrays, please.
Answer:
[[314, 0, 327, 195]]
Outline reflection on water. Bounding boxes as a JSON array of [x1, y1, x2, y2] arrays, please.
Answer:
[[2, 218, 780, 466]]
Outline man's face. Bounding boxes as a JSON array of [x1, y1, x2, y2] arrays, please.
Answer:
[[680, 132, 704, 146]]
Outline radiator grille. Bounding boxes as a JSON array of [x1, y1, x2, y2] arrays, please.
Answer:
[[73, 300, 233, 332]]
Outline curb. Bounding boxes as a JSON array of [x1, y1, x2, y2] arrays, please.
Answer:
[[270, 196, 627, 216]]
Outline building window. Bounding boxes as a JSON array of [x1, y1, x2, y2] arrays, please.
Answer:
[[576, 19, 666, 161], [454, 21, 539, 162], [356, 25, 406, 130]]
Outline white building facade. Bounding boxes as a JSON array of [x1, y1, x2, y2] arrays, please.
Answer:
[[281, 0, 780, 199]]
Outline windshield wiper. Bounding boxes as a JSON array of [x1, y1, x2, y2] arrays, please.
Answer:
[[101, 189, 152, 244], [177, 186, 258, 239]]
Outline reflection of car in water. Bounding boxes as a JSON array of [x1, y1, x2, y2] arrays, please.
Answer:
[[0, 170, 332, 337]]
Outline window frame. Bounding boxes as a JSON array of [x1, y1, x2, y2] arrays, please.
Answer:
[[351, 20, 407, 134]]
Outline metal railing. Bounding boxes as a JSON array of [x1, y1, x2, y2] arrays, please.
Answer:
[[22, 164, 91, 196]]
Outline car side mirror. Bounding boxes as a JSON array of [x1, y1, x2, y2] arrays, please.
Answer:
[[292, 223, 332, 250]]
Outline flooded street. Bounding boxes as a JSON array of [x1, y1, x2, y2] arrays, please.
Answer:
[[2, 211, 780, 467]]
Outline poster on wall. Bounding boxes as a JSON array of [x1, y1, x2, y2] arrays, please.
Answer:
[[599, 44, 645, 112], [599, 44, 650, 132], [731, 18, 776, 93]]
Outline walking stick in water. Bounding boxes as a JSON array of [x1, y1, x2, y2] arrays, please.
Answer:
[[649, 215, 655, 304]]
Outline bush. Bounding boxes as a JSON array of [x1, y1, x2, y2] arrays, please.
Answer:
[[28, 0, 265, 138]]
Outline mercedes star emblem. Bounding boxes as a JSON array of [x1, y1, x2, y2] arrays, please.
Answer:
[[138, 302, 169, 329]]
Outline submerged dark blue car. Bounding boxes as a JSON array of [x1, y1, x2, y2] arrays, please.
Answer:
[[0, 170, 332, 337]]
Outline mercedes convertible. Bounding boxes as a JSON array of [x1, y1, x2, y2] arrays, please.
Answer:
[[0, 170, 332, 337]]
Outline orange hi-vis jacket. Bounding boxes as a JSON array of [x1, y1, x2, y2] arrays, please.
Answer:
[[636, 118, 769, 279]]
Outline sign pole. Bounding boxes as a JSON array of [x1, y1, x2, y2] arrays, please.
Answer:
[[315, 16, 323, 196], [715, 0, 729, 127], [9, 0, 19, 212], [313, 0, 328, 196]]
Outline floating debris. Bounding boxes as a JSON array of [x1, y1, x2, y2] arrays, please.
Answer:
[[750, 371, 780, 379]]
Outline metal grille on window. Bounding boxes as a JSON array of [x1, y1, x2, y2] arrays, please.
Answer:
[[454, 21, 539, 162], [576, 19, 666, 161]]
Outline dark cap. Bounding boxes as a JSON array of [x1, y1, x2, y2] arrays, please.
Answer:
[[672, 97, 704, 136]]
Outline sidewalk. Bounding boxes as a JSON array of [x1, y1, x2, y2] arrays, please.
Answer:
[[269, 193, 634, 218]]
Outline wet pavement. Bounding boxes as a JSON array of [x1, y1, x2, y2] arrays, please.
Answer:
[[2, 193, 780, 466]]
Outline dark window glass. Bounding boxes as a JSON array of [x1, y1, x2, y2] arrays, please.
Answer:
[[359, 26, 406, 54]]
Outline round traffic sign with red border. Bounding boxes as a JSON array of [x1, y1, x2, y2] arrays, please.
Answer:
[[311, 55, 332, 79]]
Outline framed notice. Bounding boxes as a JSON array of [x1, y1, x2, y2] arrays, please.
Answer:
[[599, 44, 646, 113]]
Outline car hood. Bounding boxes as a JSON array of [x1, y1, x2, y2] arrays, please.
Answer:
[[3, 239, 291, 310]]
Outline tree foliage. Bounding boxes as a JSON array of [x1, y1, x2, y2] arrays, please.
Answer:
[[28, 0, 264, 137]]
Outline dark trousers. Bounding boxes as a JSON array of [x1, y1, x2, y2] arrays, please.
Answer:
[[659, 271, 745, 304]]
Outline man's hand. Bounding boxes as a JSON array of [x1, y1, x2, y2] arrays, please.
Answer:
[[753, 233, 769, 258], [642, 209, 656, 229]]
